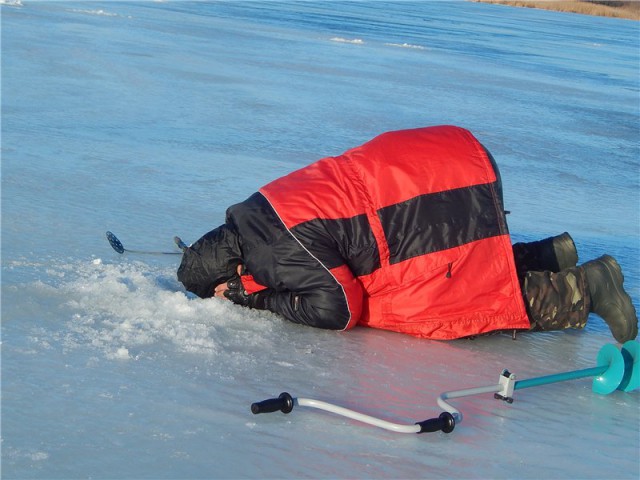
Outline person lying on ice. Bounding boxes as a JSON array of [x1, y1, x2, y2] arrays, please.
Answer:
[[177, 125, 638, 343]]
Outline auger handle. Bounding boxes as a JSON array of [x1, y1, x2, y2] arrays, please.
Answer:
[[251, 392, 294, 414], [415, 412, 456, 434]]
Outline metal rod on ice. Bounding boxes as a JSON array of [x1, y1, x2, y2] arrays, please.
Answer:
[[514, 365, 607, 390], [437, 384, 503, 422], [296, 398, 422, 433]]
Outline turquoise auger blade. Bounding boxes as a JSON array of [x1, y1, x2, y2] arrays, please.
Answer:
[[618, 340, 639, 392], [592, 343, 625, 395]]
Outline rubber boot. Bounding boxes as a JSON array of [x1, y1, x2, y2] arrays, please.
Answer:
[[582, 255, 638, 343], [513, 232, 579, 282]]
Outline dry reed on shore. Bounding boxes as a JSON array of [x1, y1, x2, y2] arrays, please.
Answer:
[[473, 1, 640, 20]]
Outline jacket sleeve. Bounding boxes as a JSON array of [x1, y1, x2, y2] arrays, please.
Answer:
[[253, 264, 363, 331], [226, 192, 363, 331]]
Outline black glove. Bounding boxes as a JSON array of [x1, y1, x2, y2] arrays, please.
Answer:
[[223, 275, 269, 310]]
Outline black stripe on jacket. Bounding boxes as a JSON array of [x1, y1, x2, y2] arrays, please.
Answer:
[[378, 181, 505, 264]]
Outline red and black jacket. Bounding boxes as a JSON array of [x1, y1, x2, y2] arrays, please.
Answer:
[[178, 126, 529, 339]]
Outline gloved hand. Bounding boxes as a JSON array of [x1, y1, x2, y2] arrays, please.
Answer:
[[223, 274, 268, 310]]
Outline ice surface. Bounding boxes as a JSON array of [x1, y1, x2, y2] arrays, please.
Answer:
[[2, 1, 638, 479]]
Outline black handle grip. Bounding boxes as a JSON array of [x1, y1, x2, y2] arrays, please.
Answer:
[[251, 392, 294, 415], [415, 412, 456, 434]]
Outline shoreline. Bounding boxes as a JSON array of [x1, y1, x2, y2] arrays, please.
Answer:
[[473, 1, 640, 20]]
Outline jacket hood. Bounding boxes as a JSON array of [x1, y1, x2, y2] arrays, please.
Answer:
[[177, 224, 242, 298]]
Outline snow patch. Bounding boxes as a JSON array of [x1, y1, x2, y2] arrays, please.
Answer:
[[70, 8, 118, 17], [25, 259, 279, 362], [68, 8, 132, 19], [111, 346, 132, 360], [385, 42, 427, 50], [330, 37, 364, 45]]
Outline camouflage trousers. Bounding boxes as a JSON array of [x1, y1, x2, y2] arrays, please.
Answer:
[[522, 268, 590, 332], [512, 239, 590, 332]]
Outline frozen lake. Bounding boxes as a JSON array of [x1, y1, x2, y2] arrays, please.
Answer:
[[2, 1, 638, 478]]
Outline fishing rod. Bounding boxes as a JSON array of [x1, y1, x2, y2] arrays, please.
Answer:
[[105, 231, 188, 255], [251, 340, 638, 435]]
